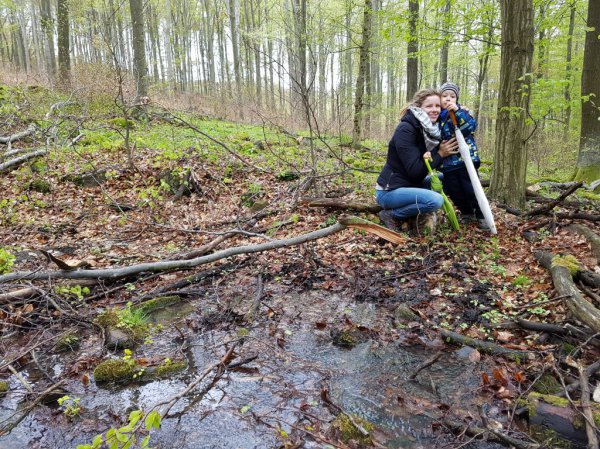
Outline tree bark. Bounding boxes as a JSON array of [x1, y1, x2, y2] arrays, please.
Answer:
[[488, 0, 534, 208], [129, 0, 149, 99], [406, 0, 419, 100], [57, 0, 70, 86], [352, 0, 372, 148], [563, 0, 576, 140], [576, 0, 600, 184]]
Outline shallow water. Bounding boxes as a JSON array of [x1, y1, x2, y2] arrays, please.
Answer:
[[0, 293, 504, 449]]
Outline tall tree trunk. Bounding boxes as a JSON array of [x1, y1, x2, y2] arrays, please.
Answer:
[[229, 0, 242, 100], [489, 0, 534, 208], [563, 0, 576, 140], [57, 0, 71, 86], [576, 0, 600, 184], [406, 0, 419, 101], [129, 0, 148, 99], [439, 0, 451, 85], [352, 0, 372, 147]]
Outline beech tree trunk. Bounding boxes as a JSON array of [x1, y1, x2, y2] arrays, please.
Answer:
[[352, 0, 372, 148], [406, 0, 419, 101], [129, 0, 148, 99], [57, 0, 70, 86]]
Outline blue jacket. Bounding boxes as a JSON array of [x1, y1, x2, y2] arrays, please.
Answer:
[[438, 106, 480, 172], [376, 109, 444, 190]]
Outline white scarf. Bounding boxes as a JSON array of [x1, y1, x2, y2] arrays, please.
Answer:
[[409, 106, 441, 152]]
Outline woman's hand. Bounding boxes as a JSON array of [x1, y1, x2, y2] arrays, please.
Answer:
[[439, 138, 459, 157], [423, 151, 432, 161]]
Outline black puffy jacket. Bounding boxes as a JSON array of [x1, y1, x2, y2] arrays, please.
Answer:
[[376, 109, 443, 190]]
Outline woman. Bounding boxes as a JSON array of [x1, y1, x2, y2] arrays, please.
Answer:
[[376, 88, 459, 233]]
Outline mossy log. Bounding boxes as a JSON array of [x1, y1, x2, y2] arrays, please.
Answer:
[[440, 330, 531, 361], [93, 357, 187, 385], [568, 224, 600, 263], [534, 251, 600, 333], [0, 149, 47, 173], [526, 392, 600, 446]]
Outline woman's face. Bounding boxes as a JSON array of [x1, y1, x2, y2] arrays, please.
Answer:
[[420, 95, 441, 123]]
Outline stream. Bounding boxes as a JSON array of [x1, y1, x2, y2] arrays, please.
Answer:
[[0, 287, 506, 449]]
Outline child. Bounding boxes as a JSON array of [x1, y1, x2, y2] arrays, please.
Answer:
[[438, 82, 489, 230]]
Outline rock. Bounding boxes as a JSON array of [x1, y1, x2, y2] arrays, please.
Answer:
[[105, 326, 133, 350], [394, 304, 419, 324], [351, 303, 377, 327], [455, 346, 481, 362], [532, 373, 562, 395]]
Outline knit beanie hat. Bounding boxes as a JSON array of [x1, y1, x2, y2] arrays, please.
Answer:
[[439, 82, 460, 100]]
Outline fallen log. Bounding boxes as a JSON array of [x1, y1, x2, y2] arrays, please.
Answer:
[[579, 365, 600, 449], [569, 224, 600, 263], [534, 251, 600, 333], [524, 392, 600, 447], [0, 149, 47, 173], [300, 197, 382, 213], [440, 329, 531, 361], [524, 182, 583, 217], [0, 125, 36, 144], [0, 217, 402, 283]]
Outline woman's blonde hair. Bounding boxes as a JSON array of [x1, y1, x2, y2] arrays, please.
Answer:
[[399, 88, 441, 118]]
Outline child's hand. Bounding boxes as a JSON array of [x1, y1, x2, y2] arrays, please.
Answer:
[[446, 103, 458, 112], [423, 151, 432, 161]]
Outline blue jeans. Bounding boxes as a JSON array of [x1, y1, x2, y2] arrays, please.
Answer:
[[376, 187, 443, 220]]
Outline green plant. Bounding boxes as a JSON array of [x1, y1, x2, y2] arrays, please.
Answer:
[[57, 395, 81, 418], [0, 248, 15, 274], [54, 284, 90, 300], [117, 303, 149, 330], [512, 274, 531, 288], [77, 409, 161, 449]]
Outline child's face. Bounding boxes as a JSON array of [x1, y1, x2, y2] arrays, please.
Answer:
[[441, 90, 457, 108]]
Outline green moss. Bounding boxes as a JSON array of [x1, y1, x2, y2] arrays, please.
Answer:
[[93, 359, 135, 383], [29, 179, 51, 193], [134, 296, 181, 316], [155, 359, 187, 378], [532, 373, 562, 395], [574, 166, 600, 189], [332, 413, 373, 445], [30, 160, 48, 173], [332, 330, 359, 348], [0, 380, 8, 395], [551, 255, 581, 276], [110, 117, 136, 129], [94, 309, 120, 327], [529, 424, 572, 448], [529, 392, 570, 408], [579, 190, 600, 201], [54, 333, 81, 352]]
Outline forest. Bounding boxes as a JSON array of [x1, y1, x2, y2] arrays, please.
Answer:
[[0, 0, 600, 448]]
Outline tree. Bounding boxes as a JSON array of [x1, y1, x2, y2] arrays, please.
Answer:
[[57, 0, 70, 85], [406, 0, 419, 101], [129, 0, 148, 99], [575, 0, 600, 185], [352, 0, 372, 147], [488, 0, 534, 208]]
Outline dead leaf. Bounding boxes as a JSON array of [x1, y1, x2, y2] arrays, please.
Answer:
[[495, 331, 514, 343]]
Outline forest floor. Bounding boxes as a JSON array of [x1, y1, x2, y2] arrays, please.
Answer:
[[0, 89, 599, 448]]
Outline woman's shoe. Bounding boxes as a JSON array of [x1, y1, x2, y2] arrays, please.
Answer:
[[378, 210, 403, 232]]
